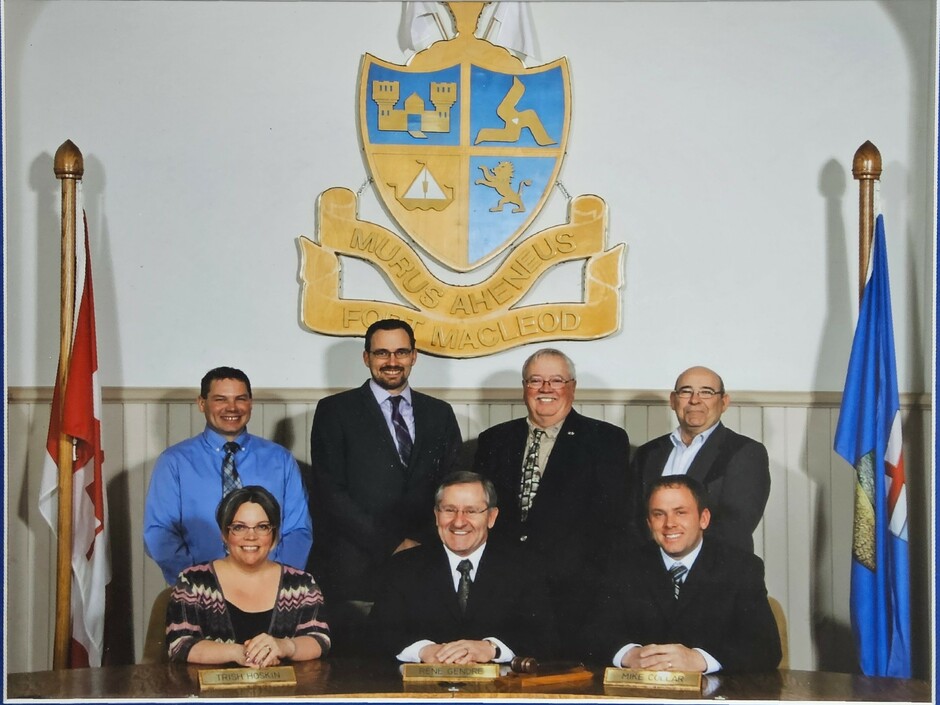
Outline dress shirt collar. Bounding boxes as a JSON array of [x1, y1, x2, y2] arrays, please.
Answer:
[[442, 542, 486, 583], [369, 379, 413, 407], [670, 421, 720, 449], [659, 537, 705, 573], [526, 416, 564, 440], [200, 426, 251, 453]]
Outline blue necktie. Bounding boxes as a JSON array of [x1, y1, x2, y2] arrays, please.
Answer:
[[669, 562, 688, 599], [221, 441, 242, 497], [222, 441, 242, 497], [389, 396, 413, 466]]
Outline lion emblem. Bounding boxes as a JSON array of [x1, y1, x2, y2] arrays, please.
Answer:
[[475, 161, 531, 213]]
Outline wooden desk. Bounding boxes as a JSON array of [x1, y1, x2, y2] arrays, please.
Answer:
[[6, 659, 931, 701]]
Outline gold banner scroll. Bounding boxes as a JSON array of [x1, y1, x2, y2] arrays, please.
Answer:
[[299, 188, 624, 358]]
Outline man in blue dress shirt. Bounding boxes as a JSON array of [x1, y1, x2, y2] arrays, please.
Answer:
[[143, 366, 312, 584]]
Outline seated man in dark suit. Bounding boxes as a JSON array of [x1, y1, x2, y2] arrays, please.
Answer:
[[586, 475, 781, 673], [473, 348, 632, 649], [630, 366, 770, 553], [368, 471, 559, 663]]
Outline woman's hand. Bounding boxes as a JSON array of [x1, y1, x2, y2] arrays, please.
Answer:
[[243, 633, 292, 668]]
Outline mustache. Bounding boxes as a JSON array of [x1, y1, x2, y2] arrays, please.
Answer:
[[380, 365, 404, 372]]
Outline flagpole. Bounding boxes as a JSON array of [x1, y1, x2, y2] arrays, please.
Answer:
[[852, 141, 882, 303], [52, 139, 83, 669]]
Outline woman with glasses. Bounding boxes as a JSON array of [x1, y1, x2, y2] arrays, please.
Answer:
[[165, 485, 330, 665]]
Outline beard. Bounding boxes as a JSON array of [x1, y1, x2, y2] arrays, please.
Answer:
[[372, 366, 408, 390]]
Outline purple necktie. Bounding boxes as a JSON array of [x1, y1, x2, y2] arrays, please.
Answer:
[[389, 396, 413, 466]]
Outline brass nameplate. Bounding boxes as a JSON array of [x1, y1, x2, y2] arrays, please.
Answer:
[[198, 666, 297, 689], [401, 663, 500, 682], [603, 667, 702, 691]]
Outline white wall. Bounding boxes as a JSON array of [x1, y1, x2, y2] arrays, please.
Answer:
[[5, 0, 935, 392]]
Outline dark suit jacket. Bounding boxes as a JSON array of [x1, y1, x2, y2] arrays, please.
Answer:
[[368, 541, 559, 660], [472, 410, 632, 633], [585, 539, 781, 673], [630, 423, 770, 553], [307, 382, 463, 601]]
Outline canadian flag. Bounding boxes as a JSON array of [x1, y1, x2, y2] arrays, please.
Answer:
[[38, 185, 111, 668]]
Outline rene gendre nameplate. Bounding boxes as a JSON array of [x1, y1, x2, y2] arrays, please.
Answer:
[[401, 663, 500, 681], [198, 666, 297, 689], [603, 667, 702, 691]]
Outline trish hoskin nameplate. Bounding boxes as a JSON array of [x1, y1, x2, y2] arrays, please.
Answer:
[[198, 666, 297, 690], [603, 667, 702, 691], [401, 663, 500, 681]]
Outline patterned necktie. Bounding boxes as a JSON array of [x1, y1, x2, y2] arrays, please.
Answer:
[[456, 559, 473, 614], [221, 441, 242, 497], [388, 396, 413, 466], [519, 429, 544, 522], [669, 562, 688, 599]]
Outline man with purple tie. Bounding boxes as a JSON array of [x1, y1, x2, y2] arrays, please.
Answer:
[[307, 319, 463, 653]]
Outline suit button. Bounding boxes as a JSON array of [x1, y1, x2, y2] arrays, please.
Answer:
[[520, 535, 528, 542]]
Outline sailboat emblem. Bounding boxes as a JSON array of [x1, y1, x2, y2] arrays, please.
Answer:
[[388, 161, 455, 211]]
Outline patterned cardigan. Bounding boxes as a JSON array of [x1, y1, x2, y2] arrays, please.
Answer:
[[166, 562, 331, 662]]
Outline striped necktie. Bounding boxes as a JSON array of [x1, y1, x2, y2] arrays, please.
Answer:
[[669, 562, 688, 599], [389, 396, 413, 466]]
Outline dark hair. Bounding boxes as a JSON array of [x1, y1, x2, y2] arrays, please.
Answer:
[[364, 319, 416, 352], [200, 367, 252, 399], [645, 474, 710, 514], [216, 485, 281, 542], [434, 470, 498, 509]]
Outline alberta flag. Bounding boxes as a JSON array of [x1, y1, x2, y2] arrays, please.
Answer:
[[834, 212, 911, 678]]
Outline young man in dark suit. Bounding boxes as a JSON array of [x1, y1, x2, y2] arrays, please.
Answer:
[[307, 319, 463, 653], [630, 366, 771, 554], [472, 348, 632, 650], [586, 474, 781, 673], [368, 471, 558, 663]]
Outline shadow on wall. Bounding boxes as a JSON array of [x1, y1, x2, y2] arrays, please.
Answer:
[[103, 472, 137, 666], [810, 480, 856, 674]]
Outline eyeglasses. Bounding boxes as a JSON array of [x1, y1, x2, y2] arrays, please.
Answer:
[[228, 522, 275, 536], [524, 377, 574, 390], [436, 506, 490, 518], [369, 348, 414, 360], [673, 387, 724, 400]]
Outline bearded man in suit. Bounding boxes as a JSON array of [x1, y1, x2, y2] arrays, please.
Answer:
[[472, 348, 632, 651], [586, 474, 781, 673], [630, 366, 770, 554], [307, 319, 463, 653]]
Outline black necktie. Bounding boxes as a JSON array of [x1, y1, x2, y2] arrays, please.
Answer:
[[456, 559, 473, 614], [519, 429, 544, 521], [669, 562, 688, 599], [221, 441, 242, 497], [389, 396, 413, 466]]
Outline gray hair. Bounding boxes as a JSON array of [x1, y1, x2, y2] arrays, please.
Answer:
[[434, 471, 498, 509], [522, 348, 576, 381]]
